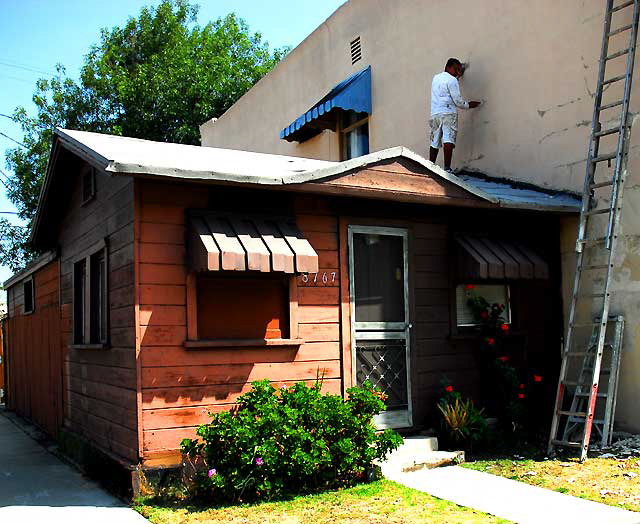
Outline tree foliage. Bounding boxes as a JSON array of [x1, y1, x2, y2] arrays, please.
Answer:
[[3, 0, 287, 271]]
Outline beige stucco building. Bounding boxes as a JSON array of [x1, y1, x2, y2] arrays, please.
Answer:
[[200, 0, 640, 432]]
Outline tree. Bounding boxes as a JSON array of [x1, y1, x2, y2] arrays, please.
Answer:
[[2, 0, 287, 271]]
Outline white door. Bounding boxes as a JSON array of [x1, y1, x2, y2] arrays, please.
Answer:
[[349, 226, 412, 429]]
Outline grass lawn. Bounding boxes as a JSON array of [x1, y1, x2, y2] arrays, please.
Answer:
[[134, 479, 510, 523], [463, 454, 640, 512]]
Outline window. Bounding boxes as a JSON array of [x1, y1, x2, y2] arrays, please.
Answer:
[[341, 110, 369, 160], [81, 165, 96, 204], [456, 284, 511, 327], [194, 274, 291, 340], [23, 277, 34, 314], [73, 243, 108, 346]]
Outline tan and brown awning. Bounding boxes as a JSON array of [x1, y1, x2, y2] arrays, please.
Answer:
[[189, 213, 318, 274], [456, 235, 549, 280]]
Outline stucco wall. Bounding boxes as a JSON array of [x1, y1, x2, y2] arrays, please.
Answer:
[[201, 0, 640, 431]]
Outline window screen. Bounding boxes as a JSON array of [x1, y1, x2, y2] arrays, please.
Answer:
[[73, 259, 86, 343], [456, 284, 511, 326]]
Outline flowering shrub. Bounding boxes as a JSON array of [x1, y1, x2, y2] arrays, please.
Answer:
[[181, 379, 403, 503], [437, 380, 488, 448]]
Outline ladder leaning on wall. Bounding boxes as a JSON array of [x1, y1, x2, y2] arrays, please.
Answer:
[[547, 0, 640, 462]]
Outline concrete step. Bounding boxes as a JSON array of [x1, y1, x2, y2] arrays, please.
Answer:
[[378, 436, 465, 475]]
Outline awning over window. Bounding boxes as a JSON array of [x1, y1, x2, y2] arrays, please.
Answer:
[[456, 235, 549, 280], [280, 65, 372, 143], [189, 214, 319, 274]]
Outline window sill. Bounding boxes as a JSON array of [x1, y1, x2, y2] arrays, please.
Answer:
[[69, 343, 110, 350], [184, 338, 305, 350]]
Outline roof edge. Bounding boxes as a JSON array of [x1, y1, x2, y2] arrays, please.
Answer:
[[288, 146, 499, 203], [3, 250, 57, 289]]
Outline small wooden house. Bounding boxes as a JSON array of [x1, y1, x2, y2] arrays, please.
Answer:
[[3, 128, 580, 486]]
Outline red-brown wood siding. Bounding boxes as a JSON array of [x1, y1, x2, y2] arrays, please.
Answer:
[[57, 157, 138, 462], [4, 260, 63, 437], [137, 182, 342, 464]]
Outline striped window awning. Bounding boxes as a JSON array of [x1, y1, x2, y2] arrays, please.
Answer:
[[189, 213, 318, 274], [456, 235, 549, 280]]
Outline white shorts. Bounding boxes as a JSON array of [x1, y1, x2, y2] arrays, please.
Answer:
[[429, 113, 458, 148]]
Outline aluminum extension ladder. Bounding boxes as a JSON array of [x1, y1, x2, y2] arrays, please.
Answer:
[[561, 316, 624, 449], [548, 0, 639, 462]]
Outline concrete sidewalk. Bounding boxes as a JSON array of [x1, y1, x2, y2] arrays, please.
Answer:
[[386, 465, 640, 524], [0, 409, 147, 523]]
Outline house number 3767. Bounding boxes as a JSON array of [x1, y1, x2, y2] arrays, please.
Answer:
[[300, 271, 337, 286]]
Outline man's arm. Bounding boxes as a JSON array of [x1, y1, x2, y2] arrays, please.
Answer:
[[448, 77, 480, 109]]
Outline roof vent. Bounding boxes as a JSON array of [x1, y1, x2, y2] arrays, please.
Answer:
[[350, 36, 362, 65]]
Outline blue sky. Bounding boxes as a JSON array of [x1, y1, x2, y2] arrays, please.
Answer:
[[0, 0, 345, 287]]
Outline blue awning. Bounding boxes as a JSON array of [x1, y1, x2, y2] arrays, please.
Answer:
[[280, 66, 371, 143]]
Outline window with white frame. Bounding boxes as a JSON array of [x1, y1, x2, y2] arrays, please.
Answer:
[[73, 243, 108, 346], [456, 284, 511, 327]]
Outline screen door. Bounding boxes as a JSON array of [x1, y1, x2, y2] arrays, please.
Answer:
[[349, 226, 412, 428]]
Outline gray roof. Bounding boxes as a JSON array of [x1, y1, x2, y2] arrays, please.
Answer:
[[457, 174, 581, 212], [52, 128, 580, 214]]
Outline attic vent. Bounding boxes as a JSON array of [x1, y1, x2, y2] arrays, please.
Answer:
[[82, 166, 96, 204], [350, 36, 362, 65]]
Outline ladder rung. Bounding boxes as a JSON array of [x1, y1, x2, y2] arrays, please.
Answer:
[[602, 74, 627, 85], [600, 99, 624, 110], [574, 392, 608, 398], [609, 1, 635, 14], [594, 126, 622, 138], [609, 24, 633, 36], [577, 292, 607, 298], [551, 439, 582, 448], [558, 410, 588, 418], [580, 264, 610, 271], [583, 367, 612, 374], [591, 152, 617, 163], [578, 236, 608, 244], [589, 180, 614, 189], [605, 48, 631, 61], [583, 208, 611, 216], [568, 321, 602, 328]]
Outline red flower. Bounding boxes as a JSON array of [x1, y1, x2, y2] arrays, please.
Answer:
[[519, 384, 525, 389], [465, 284, 475, 290], [498, 355, 509, 362], [487, 338, 495, 346], [445, 385, 454, 393], [480, 311, 489, 320], [518, 393, 525, 399], [533, 375, 543, 383], [501, 323, 509, 332]]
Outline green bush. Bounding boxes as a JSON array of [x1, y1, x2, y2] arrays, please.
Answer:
[[181, 379, 403, 503]]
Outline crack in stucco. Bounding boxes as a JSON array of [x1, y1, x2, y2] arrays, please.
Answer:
[[539, 128, 570, 144]]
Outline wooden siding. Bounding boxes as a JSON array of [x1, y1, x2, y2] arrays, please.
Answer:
[[57, 156, 138, 462], [4, 260, 63, 437], [137, 182, 342, 464]]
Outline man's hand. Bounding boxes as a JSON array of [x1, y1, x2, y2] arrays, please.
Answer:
[[469, 101, 481, 108]]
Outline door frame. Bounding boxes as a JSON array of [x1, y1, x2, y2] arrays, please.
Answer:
[[347, 225, 412, 429]]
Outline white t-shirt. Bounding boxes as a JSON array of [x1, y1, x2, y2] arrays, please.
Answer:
[[431, 71, 469, 117]]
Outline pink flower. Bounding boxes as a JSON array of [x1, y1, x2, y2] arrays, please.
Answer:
[[207, 468, 217, 477], [487, 338, 495, 346], [465, 284, 475, 290], [480, 311, 488, 320], [255, 457, 264, 466], [500, 323, 509, 332], [445, 385, 454, 393], [518, 393, 525, 399], [498, 355, 509, 363], [533, 375, 543, 383]]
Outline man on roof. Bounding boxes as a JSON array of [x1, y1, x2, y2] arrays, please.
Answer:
[[429, 58, 481, 173]]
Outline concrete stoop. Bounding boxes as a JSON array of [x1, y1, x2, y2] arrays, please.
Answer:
[[378, 436, 464, 476]]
